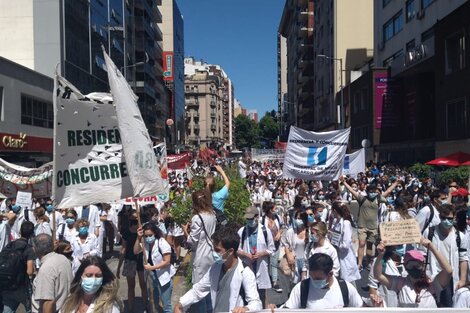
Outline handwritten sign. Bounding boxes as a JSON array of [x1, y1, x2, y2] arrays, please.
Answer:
[[16, 191, 32, 211], [379, 219, 421, 246]]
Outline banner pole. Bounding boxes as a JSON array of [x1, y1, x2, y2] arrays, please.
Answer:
[[52, 205, 56, 243], [134, 198, 155, 312]]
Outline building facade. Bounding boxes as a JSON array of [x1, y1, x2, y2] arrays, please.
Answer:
[[0, 0, 167, 141], [279, 0, 315, 134], [158, 0, 185, 151], [0, 57, 53, 166]]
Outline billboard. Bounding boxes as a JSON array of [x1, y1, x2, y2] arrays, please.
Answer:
[[163, 51, 174, 81]]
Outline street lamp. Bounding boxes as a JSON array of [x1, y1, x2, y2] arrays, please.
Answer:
[[317, 54, 344, 129]]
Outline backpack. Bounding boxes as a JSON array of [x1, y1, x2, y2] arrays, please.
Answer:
[[213, 207, 228, 232], [300, 278, 349, 308], [157, 240, 177, 265], [0, 239, 28, 290], [421, 204, 435, 234], [241, 225, 268, 250], [427, 226, 463, 252]]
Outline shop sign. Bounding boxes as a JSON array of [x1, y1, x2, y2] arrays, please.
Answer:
[[2, 133, 28, 149]]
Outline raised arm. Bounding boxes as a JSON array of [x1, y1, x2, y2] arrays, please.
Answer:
[[422, 237, 452, 289], [340, 176, 359, 199], [382, 181, 399, 197], [373, 241, 392, 289], [215, 165, 230, 188]]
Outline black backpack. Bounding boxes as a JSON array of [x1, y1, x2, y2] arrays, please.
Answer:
[[0, 239, 28, 290], [300, 278, 349, 308], [213, 207, 228, 232]]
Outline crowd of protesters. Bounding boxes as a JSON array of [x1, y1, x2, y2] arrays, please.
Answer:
[[0, 154, 469, 312]]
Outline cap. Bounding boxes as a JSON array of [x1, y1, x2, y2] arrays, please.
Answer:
[[244, 206, 259, 219], [404, 250, 425, 264], [451, 188, 469, 197]]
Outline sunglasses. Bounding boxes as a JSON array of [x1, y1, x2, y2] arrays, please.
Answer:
[[449, 185, 458, 187], [439, 216, 454, 221]]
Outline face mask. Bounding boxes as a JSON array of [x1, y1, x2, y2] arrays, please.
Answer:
[[440, 218, 453, 229], [309, 234, 318, 243], [145, 235, 156, 245], [247, 219, 257, 228], [79, 226, 89, 236], [368, 192, 378, 199], [11, 204, 21, 214], [423, 196, 430, 203], [81, 277, 103, 294], [406, 268, 423, 279], [46, 204, 54, 213], [439, 199, 448, 205], [386, 197, 394, 205], [394, 246, 405, 257], [295, 219, 304, 228], [316, 212, 322, 219], [318, 195, 325, 200], [307, 215, 315, 223], [65, 218, 75, 225], [301, 200, 309, 207], [311, 278, 328, 289], [212, 251, 223, 263]]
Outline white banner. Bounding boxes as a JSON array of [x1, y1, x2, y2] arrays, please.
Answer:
[[251, 149, 285, 162], [282, 126, 350, 181], [53, 76, 133, 208], [342, 148, 366, 178], [154, 143, 169, 202], [0, 158, 52, 198], [103, 50, 165, 197]]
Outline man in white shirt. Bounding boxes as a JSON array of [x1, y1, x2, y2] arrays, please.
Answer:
[[238, 157, 247, 179], [415, 190, 444, 233], [276, 253, 364, 309]]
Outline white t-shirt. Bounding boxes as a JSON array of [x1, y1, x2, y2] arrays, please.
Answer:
[[453, 287, 470, 308], [389, 276, 442, 308], [284, 277, 363, 309]]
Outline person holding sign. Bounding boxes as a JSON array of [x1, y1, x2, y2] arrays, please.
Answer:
[[373, 239, 452, 307], [329, 202, 361, 283]]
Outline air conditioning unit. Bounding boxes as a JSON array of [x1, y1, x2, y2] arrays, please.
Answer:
[[417, 9, 425, 20]]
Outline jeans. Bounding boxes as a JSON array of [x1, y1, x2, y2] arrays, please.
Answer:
[[2, 286, 31, 313], [149, 271, 173, 313], [270, 249, 280, 284], [188, 294, 212, 313]]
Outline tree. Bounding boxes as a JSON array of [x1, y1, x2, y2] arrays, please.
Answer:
[[234, 114, 259, 149], [258, 112, 279, 148]]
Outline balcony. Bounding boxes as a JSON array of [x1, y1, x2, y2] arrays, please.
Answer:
[[210, 101, 216, 108], [186, 101, 199, 107], [194, 124, 200, 132], [210, 124, 216, 131], [193, 112, 199, 118], [210, 112, 216, 118]]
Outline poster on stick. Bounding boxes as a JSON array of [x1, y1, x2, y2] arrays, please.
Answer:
[[379, 219, 422, 246]]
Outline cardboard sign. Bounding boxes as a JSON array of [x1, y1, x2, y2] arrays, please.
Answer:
[[379, 219, 421, 246]]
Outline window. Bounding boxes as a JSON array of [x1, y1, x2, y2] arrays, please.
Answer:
[[21, 94, 53, 128], [383, 11, 404, 42], [0, 87, 3, 120], [406, 0, 416, 22], [446, 99, 467, 139], [421, 0, 435, 9], [383, 49, 403, 67], [445, 30, 466, 74], [421, 27, 434, 42], [383, 0, 392, 7], [406, 39, 416, 52]]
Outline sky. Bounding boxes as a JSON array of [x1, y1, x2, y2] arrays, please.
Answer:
[[177, 0, 285, 117]]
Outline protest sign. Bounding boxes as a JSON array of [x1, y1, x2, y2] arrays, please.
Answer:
[[103, 50, 165, 197], [154, 143, 169, 202], [53, 76, 133, 208], [283, 126, 350, 180], [342, 148, 366, 178], [0, 158, 52, 198], [379, 219, 422, 246], [15, 191, 32, 211]]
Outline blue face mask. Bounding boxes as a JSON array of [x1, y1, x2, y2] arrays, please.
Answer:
[[307, 215, 315, 223], [440, 199, 448, 205], [81, 277, 103, 294], [65, 218, 75, 225], [318, 195, 325, 201], [295, 219, 304, 228], [386, 197, 394, 205], [78, 226, 89, 236], [311, 278, 328, 289], [309, 234, 318, 243], [46, 204, 53, 213], [247, 219, 257, 228], [423, 196, 430, 203], [440, 218, 453, 229], [368, 192, 378, 199], [145, 235, 156, 245], [11, 204, 21, 213], [394, 245, 405, 257]]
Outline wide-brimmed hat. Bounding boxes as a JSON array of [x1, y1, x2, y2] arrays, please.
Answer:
[[244, 206, 259, 219]]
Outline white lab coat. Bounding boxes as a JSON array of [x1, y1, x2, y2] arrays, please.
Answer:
[[187, 213, 216, 284], [238, 224, 275, 289], [331, 218, 361, 282], [74, 205, 100, 235], [179, 259, 262, 312], [144, 237, 176, 286], [71, 233, 99, 274]]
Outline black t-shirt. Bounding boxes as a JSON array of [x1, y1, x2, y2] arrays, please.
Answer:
[[11, 238, 36, 261], [121, 230, 142, 261]]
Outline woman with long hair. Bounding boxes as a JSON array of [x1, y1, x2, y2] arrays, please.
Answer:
[[134, 222, 175, 313], [182, 190, 216, 313], [373, 239, 452, 307], [261, 201, 282, 292], [282, 209, 307, 282], [329, 202, 361, 283], [61, 256, 121, 313], [302, 221, 340, 280], [34, 206, 52, 236]]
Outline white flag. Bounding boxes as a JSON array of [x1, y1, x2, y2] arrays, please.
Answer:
[[103, 50, 164, 197], [53, 76, 133, 208], [283, 126, 350, 181], [342, 148, 366, 178], [154, 143, 169, 202]]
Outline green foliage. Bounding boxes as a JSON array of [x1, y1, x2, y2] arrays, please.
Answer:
[[234, 114, 260, 149], [408, 163, 433, 179], [258, 112, 279, 148], [436, 166, 470, 186]]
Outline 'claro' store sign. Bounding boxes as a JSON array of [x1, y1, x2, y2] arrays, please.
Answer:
[[2, 132, 28, 149], [0, 132, 53, 153]]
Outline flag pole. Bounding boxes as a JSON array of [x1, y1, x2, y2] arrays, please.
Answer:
[[134, 198, 155, 312]]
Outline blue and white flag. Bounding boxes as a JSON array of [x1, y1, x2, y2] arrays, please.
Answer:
[[283, 126, 350, 180], [342, 148, 366, 178]]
